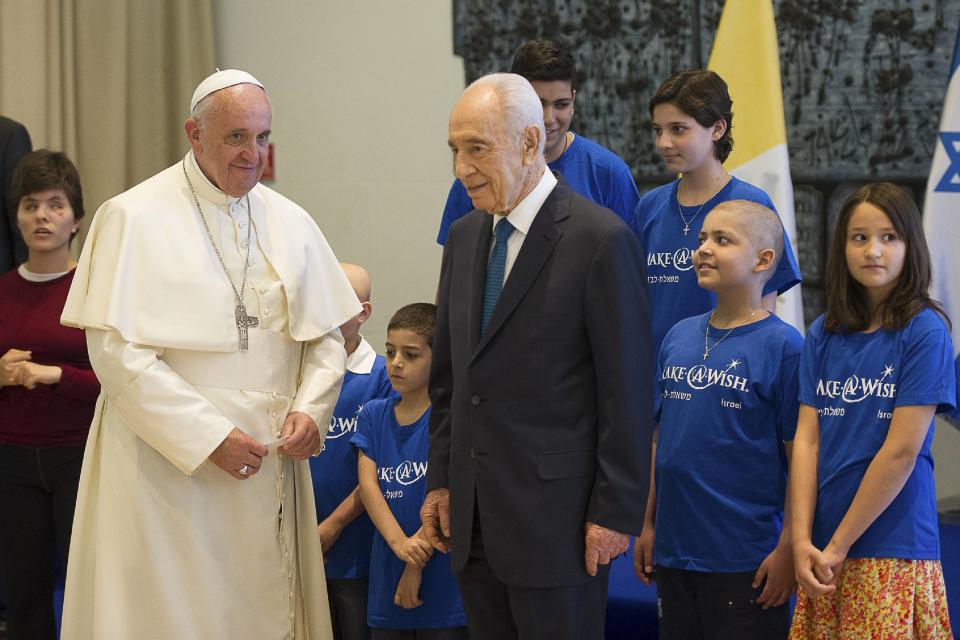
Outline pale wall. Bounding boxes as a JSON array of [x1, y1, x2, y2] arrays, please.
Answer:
[[212, 0, 462, 353]]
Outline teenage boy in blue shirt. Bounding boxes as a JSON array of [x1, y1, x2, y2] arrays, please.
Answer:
[[352, 303, 467, 639], [310, 263, 395, 640], [634, 201, 802, 639], [436, 38, 639, 244]]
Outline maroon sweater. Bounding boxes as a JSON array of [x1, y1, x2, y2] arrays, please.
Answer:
[[0, 268, 99, 446]]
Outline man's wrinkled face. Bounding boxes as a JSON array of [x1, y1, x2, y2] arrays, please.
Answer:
[[186, 84, 271, 198], [447, 89, 532, 214]]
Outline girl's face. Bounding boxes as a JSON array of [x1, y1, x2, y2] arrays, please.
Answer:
[[845, 202, 906, 307], [16, 188, 77, 256], [651, 102, 723, 175]]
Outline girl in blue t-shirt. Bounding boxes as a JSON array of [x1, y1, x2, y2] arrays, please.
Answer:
[[630, 69, 801, 359], [789, 183, 956, 637]]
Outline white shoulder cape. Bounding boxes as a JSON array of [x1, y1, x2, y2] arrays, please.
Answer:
[[62, 153, 360, 351]]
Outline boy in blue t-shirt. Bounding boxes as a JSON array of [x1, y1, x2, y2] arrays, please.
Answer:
[[634, 201, 802, 639], [310, 263, 395, 640], [351, 303, 467, 639]]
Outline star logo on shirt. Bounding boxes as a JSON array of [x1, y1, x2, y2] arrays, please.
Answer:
[[726, 358, 741, 371], [881, 364, 894, 380], [355, 403, 364, 415], [934, 132, 960, 193]]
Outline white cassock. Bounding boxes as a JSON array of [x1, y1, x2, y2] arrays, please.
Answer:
[[60, 151, 361, 639]]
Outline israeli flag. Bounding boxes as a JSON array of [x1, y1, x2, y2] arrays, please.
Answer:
[[923, 23, 960, 428]]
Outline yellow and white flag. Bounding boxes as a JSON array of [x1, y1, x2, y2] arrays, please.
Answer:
[[708, 0, 804, 331]]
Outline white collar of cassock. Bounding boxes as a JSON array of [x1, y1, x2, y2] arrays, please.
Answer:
[[346, 336, 377, 374], [186, 150, 249, 208], [491, 167, 557, 237]]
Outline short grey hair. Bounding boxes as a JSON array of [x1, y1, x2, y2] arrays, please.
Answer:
[[191, 94, 216, 124], [466, 73, 545, 155]]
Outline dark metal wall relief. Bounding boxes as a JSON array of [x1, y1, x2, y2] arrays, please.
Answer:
[[452, 0, 958, 325]]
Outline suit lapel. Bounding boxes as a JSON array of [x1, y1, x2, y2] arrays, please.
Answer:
[[473, 180, 570, 358], [467, 214, 494, 352]]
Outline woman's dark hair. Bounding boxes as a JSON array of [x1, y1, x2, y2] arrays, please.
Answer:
[[649, 69, 733, 163], [824, 182, 950, 333], [10, 149, 85, 225]]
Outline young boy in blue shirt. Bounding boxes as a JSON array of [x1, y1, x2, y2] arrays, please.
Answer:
[[310, 263, 395, 640], [634, 201, 802, 639], [351, 303, 467, 639]]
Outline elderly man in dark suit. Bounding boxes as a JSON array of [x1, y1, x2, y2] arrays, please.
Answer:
[[0, 116, 32, 272], [421, 73, 654, 639]]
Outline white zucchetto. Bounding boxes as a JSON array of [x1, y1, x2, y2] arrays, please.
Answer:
[[190, 69, 265, 112]]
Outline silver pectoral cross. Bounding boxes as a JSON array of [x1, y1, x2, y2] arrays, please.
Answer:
[[235, 303, 259, 352], [683, 224, 690, 236]]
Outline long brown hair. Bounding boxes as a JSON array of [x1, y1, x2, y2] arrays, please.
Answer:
[[824, 182, 950, 333]]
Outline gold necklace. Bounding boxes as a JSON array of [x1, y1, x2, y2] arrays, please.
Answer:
[[702, 309, 761, 360]]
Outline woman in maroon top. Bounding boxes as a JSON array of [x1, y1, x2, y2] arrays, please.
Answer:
[[0, 150, 99, 640]]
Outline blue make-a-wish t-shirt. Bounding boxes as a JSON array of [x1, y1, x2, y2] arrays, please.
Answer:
[[309, 338, 395, 580], [436, 132, 639, 244], [654, 312, 802, 572], [631, 177, 802, 360], [350, 399, 467, 629], [800, 309, 956, 560]]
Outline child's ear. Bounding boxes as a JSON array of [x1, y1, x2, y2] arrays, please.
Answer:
[[357, 301, 372, 326], [754, 248, 776, 273], [712, 119, 727, 141]]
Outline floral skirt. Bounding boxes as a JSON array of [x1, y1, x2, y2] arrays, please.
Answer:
[[789, 557, 953, 639]]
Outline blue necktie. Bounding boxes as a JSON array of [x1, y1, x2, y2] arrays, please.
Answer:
[[481, 218, 514, 333]]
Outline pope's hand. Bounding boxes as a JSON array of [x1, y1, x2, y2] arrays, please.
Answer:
[[0, 349, 31, 386], [420, 488, 451, 553], [209, 428, 268, 480], [584, 522, 629, 577], [279, 411, 320, 459]]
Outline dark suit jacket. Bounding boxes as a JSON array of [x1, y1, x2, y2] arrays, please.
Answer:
[[428, 176, 654, 589], [0, 116, 32, 272]]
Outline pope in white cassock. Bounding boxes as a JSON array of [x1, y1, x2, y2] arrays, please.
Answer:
[[59, 70, 359, 639]]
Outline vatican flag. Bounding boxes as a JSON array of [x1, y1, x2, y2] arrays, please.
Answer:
[[708, 0, 804, 331], [923, 23, 960, 428]]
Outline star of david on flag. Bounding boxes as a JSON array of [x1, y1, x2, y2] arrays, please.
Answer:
[[935, 132, 960, 193]]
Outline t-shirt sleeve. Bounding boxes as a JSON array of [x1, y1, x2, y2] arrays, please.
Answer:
[[608, 165, 641, 225], [895, 320, 957, 412], [350, 403, 377, 462], [798, 319, 822, 407], [436, 179, 475, 246], [629, 193, 648, 237], [775, 346, 802, 442], [764, 226, 802, 297], [653, 328, 670, 422]]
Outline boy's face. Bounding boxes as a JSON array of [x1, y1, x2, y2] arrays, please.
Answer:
[[530, 80, 575, 160], [385, 329, 432, 396], [694, 208, 766, 291]]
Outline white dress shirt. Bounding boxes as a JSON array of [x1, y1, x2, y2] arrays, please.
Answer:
[[490, 168, 558, 283]]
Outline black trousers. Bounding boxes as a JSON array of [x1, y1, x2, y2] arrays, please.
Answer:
[[328, 577, 371, 640], [656, 565, 789, 640], [456, 508, 609, 640], [0, 443, 84, 640]]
